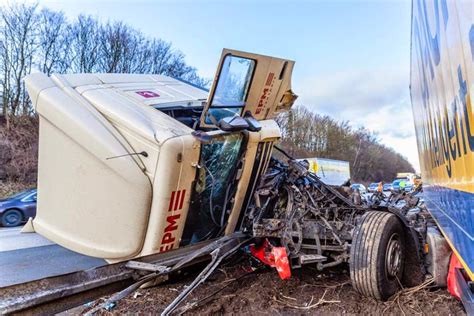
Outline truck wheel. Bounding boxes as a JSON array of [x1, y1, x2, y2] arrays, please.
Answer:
[[350, 211, 405, 300]]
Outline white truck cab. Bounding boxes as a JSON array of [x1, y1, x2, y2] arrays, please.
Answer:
[[23, 49, 296, 261]]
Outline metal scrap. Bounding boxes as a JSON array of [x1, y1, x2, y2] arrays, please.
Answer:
[[244, 147, 425, 274], [244, 154, 365, 269]]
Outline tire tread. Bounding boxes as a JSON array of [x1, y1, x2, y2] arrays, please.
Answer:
[[350, 211, 401, 300]]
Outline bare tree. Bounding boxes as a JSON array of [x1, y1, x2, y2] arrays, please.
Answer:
[[278, 106, 414, 181], [0, 4, 210, 125], [98, 21, 127, 72], [148, 39, 173, 74], [69, 14, 100, 73], [96, 21, 209, 86], [37, 9, 70, 75], [0, 3, 38, 126]]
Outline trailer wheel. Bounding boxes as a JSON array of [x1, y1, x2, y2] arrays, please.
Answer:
[[350, 211, 405, 300]]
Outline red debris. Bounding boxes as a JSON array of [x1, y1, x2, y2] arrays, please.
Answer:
[[250, 239, 291, 280]]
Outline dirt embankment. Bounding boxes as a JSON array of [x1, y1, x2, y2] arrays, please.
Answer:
[[0, 116, 38, 197], [89, 256, 465, 315]]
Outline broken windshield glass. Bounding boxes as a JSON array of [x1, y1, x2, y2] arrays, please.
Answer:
[[181, 133, 245, 244]]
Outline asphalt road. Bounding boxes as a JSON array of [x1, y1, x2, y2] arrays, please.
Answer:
[[0, 226, 106, 287]]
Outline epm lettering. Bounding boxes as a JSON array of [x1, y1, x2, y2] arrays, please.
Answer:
[[160, 189, 186, 252]]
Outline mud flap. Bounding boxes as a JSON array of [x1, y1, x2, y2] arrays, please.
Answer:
[[447, 254, 474, 314]]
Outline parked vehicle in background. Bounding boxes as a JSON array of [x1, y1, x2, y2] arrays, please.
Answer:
[[298, 157, 350, 186], [0, 189, 37, 227], [350, 183, 367, 194], [368, 182, 379, 192], [396, 172, 416, 183], [391, 179, 402, 192], [382, 183, 392, 191]]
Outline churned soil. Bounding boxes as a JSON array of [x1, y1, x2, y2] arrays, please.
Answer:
[[88, 255, 465, 316]]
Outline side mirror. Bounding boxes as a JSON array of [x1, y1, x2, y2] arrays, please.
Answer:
[[243, 111, 261, 132], [217, 116, 249, 132]]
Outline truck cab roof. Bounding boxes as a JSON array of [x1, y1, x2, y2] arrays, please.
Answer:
[[28, 72, 208, 109]]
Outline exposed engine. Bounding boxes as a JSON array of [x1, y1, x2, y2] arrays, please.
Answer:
[[243, 150, 429, 275], [242, 156, 366, 268]]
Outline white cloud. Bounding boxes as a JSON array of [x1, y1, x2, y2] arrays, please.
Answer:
[[295, 67, 421, 172]]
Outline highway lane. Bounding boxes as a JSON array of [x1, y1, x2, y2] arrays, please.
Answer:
[[0, 227, 53, 252], [0, 226, 106, 287]]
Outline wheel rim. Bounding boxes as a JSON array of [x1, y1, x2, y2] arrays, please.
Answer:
[[385, 233, 402, 278], [282, 220, 302, 255], [5, 211, 20, 226]]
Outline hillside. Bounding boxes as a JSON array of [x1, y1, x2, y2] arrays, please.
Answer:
[[0, 116, 38, 197]]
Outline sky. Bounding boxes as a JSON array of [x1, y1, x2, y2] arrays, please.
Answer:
[[7, 0, 419, 171]]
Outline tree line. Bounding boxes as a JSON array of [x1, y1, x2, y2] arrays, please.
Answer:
[[0, 3, 209, 127], [276, 106, 414, 182]]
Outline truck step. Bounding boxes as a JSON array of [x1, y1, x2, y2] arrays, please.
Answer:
[[299, 254, 327, 265], [291, 254, 327, 268]]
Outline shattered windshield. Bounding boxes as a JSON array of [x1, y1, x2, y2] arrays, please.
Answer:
[[181, 133, 245, 244]]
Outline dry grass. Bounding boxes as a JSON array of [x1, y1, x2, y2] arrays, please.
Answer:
[[88, 259, 466, 316], [0, 181, 33, 199], [0, 115, 38, 184]]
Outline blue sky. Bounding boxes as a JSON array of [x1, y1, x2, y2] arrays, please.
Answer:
[[14, 0, 419, 170]]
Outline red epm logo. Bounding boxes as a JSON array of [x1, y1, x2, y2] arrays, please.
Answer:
[[255, 72, 275, 115], [160, 189, 186, 252]]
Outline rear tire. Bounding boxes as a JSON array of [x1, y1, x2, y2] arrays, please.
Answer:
[[350, 211, 405, 300], [1, 209, 23, 227]]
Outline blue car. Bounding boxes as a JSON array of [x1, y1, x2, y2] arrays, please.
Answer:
[[404, 183, 414, 192], [368, 182, 379, 192], [391, 179, 402, 192], [0, 189, 37, 227]]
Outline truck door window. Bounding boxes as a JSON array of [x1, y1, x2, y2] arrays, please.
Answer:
[[181, 133, 245, 244], [205, 55, 255, 124]]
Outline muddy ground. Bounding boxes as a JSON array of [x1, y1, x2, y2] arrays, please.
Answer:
[[87, 255, 465, 316]]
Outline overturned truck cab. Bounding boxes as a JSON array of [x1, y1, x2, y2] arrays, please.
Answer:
[[23, 49, 295, 261]]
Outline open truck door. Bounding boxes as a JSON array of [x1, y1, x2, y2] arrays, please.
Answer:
[[200, 49, 297, 129]]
